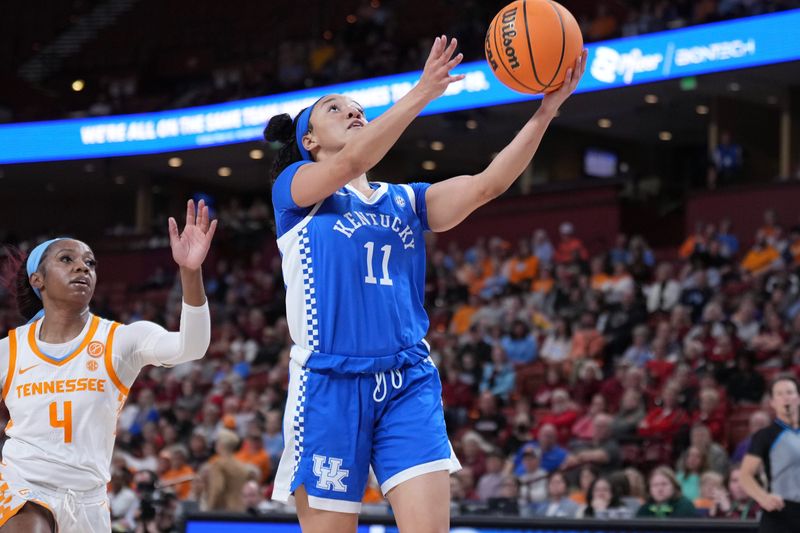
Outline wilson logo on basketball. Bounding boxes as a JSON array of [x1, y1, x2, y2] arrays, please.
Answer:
[[87, 341, 105, 358], [86, 360, 99, 372]]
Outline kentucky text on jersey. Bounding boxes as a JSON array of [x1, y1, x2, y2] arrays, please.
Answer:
[[332, 211, 416, 249], [16, 378, 106, 398]]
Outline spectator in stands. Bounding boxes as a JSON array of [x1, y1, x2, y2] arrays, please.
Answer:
[[460, 431, 490, 480], [645, 263, 681, 314], [187, 432, 211, 470], [691, 387, 725, 439], [539, 317, 573, 366], [533, 471, 581, 518], [554, 222, 589, 264], [522, 423, 568, 474], [607, 262, 635, 304], [580, 476, 633, 518], [709, 466, 760, 519], [694, 471, 725, 516], [473, 391, 508, 443], [732, 297, 761, 345], [566, 413, 622, 476], [741, 230, 782, 276], [611, 389, 646, 440], [500, 319, 538, 365], [476, 450, 507, 502], [638, 382, 688, 440], [504, 239, 539, 290], [676, 446, 707, 501], [636, 466, 698, 518], [708, 130, 743, 189], [517, 444, 548, 504], [539, 389, 580, 445], [680, 270, 713, 323], [621, 325, 654, 368], [603, 290, 648, 362], [262, 409, 284, 469], [160, 445, 195, 501], [689, 424, 730, 476], [242, 480, 270, 515], [717, 217, 740, 259], [532, 229, 555, 266], [570, 311, 605, 366], [570, 394, 606, 444], [572, 361, 604, 407], [109, 467, 138, 531], [235, 422, 272, 483], [570, 465, 599, 506], [204, 429, 253, 512], [731, 410, 771, 463]]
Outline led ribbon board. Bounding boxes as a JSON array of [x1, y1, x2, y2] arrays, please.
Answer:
[[1, 9, 799, 164]]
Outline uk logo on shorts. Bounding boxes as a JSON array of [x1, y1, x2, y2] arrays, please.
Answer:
[[312, 455, 349, 492]]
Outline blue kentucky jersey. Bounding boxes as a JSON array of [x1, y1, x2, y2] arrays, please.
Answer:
[[273, 161, 432, 373]]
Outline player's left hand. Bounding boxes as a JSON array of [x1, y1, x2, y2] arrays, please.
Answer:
[[540, 49, 588, 116], [169, 199, 218, 271]]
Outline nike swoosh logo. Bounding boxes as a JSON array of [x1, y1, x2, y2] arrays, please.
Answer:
[[19, 364, 39, 375]]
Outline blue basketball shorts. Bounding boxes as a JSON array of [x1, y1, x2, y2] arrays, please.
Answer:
[[272, 356, 461, 513]]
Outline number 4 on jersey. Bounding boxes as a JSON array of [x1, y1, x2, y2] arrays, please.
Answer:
[[50, 401, 73, 443], [364, 242, 393, 286]]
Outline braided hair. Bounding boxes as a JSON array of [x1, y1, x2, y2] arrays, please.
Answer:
[[0, 246, 47, 322]]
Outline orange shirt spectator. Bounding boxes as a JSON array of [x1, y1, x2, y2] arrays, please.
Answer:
[[235, 431, 272, 483], [450, 298, 479, 335], [570, 312, 605, 361], [506, 255, 539, 286], [740, 238, 780, 274], [554, 222, 589, 264], [160, 446, 195, 500]]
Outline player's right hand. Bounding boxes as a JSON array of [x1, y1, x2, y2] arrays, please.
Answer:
[[760, 493, 785, 512], [417, 35, 465, 101]]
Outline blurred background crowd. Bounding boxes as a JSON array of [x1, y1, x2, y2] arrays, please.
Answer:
[[3, 0, 797, 122], [4, 203, 799, 531]]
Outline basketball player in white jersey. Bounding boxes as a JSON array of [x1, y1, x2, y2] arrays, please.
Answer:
[[0, 199, 217, 532]]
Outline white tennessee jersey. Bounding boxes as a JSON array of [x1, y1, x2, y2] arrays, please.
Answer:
[[2, 315, 128, 491]]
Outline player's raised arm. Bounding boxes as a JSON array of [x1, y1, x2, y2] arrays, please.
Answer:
[[168, 198, 217, 306], [274, 36, 465, 208], [425, 50, 587, 233]]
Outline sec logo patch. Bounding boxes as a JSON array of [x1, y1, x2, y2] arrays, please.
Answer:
[[87, 341, 105, 358], [86, 360, 99, 372]]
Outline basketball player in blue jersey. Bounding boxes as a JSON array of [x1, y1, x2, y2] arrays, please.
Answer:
[[266, 36, 587, 532]]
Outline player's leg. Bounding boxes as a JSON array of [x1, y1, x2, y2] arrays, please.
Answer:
[[386, 470, 450, 533], [272, 361, 372, 529], [1, 502, 55, 533], [372, 360, 460, 533], [295, 485, 358, 533]]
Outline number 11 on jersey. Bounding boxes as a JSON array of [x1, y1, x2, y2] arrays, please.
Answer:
[[364, 242, 393, 286]]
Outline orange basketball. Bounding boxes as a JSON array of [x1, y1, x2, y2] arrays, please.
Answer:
[[485, 0, 583, 94]]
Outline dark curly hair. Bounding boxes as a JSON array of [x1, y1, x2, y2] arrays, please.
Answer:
[[263, 106, 314, 183], [0, 246, 49, 322]]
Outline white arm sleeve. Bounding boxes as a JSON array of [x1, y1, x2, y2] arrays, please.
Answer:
[[112, 301, 210, 386]]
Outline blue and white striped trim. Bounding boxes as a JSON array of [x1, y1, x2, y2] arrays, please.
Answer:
[[298, 227, 320, 350], [290, 368, 310, 483]]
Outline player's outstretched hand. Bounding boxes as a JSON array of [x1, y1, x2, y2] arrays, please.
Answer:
[[540, 49, 588, 116], [417, 35, 465, 101], [169, 199, 218, 271]]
